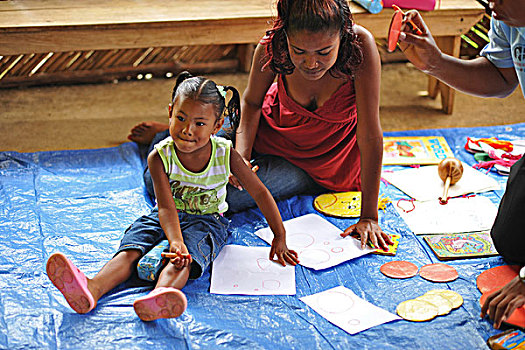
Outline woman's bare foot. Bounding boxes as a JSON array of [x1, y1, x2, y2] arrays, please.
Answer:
[[128, 121, 169, 145]]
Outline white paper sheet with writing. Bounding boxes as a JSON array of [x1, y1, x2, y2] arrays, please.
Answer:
[[254, 214, 373, 270], [300, 286, 401, 335], [210, 245, 296, 295], [381, 163, 499, 202], [394, 195, 498, 234]]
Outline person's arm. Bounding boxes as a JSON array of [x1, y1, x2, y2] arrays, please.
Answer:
[[148, 149, 191, 268], [398, 10, 519, 98], [341, 26, 391, 250], [236, 43, 276, 162], [229, 147, 299, 266], [481, 274, 525, 329]]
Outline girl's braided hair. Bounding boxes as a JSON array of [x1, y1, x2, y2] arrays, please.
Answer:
[[171, 71, 241, 134]]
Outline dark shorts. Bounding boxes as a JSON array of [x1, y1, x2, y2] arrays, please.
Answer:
[[117, 208, 230, 279]]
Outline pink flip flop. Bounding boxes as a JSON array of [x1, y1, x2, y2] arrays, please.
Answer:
[[133, 287, 187, 321], [46, 252, 95, 314]]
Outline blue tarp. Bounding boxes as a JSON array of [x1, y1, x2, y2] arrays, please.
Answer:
[[1, 122, 524, 349]]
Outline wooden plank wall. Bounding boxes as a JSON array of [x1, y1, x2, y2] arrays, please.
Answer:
[[0, 44, 242, 88]]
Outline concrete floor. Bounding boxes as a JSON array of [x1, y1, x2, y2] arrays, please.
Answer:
[[1, 62, 523, 152]]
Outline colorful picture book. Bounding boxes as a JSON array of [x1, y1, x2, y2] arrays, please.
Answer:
[[383, 136, 454, 165], [422, 231, 499, 260]]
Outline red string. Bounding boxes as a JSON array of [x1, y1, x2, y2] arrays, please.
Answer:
[[397, 198, 416, 213]]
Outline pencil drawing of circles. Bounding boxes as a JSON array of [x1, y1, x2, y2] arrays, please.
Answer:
[[380, 261, 419, 279], [425, 289, 463, 309], [317, 291, 354, 314], [331, 247, 344, 253], [396, 299, 438, 322], [262, 280, 281, 290], [419, 263, 458, 283], [299, 249, 330, 265], [288, 232, 315, 248], [415, 294, 452, 316], [347, 319, 361, 326]]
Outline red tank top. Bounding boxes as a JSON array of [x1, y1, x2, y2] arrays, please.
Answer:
[[253, 75, 361, 191]]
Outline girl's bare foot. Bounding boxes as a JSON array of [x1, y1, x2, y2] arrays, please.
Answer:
[[128, 121, 169, 145]]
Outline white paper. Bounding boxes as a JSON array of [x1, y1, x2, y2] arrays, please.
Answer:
[[300, 286, 400, 335], [255, 214, 373, 270], [210, 245, 296, 295], [394, 195, 498, 234], [382, 163, 499, 202]]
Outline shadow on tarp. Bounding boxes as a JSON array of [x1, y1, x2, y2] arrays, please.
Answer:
[[1, 122, 523, 349]]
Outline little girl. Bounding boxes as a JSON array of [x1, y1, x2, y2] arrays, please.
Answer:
[[46, 71, 299, 321]]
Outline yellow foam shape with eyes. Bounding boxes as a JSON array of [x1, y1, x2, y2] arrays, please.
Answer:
[[314, 192, 389, 218]]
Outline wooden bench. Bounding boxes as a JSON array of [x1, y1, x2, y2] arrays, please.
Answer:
[[0, 0, 484, 113]]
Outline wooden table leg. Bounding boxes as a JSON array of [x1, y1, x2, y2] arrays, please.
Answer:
[[429, 36, 462, 114], [237, 44, 255, 73]]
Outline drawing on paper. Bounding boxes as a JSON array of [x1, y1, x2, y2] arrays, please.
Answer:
[[255, 214, 374, 270], [210, 245, 296, 295], [300, 286, 400, 335]]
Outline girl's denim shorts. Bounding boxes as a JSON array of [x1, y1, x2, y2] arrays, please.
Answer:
[[117, 207, 229, 279]]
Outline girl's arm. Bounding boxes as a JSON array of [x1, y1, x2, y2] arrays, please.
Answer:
[[342, 25, 391, 250], [148, 149, 191, 268], [229, 148, 299, 266], [236, 43, 276, 162]]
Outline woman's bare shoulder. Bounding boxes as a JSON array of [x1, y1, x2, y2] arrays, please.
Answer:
[[352, 24, 375, 46]]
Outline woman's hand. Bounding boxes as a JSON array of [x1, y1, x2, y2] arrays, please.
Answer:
[[167, 240, 192, 270], [481, 276, 525, 329], [340, 218, 392, 250], [397, 10, 442, 74], [269, 237, 299, 267]]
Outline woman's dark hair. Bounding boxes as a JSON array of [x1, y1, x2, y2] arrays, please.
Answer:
[[170, 71, 241, 135], [262, 0, 363, 77]]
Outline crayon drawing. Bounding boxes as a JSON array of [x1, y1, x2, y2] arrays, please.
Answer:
[[300, 286, 400, 334], [255, 214, 373, 270], [210, 245, 295, 295]]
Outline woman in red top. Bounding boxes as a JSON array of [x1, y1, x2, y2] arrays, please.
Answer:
[[232, 0, 390, 249]]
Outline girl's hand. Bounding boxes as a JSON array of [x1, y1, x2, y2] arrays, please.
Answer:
[[269, 237, 299, 267], [340, 218, 392, 250], [397, 10, 442, 74], [168, 240, 192, 270]]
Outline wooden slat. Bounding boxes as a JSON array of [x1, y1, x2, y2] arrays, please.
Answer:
[[0, 59, 240, 88], [8, 53, 34, 76]]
